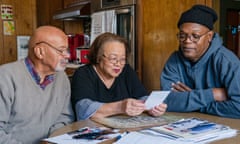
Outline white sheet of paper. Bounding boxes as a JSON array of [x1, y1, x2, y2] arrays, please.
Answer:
[[145, 91, 170, 110], [43, 134, 102, 144], [43, 133, 119, 144], [113, 131, 187, 144]]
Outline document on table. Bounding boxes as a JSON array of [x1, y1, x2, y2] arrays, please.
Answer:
[[92, 113, 181, 129], [114, 123, 237, 144], [149, 117, 238, 143], [145, 91, 170, 110], [43, 134, 102, 144], [113, 131, 188, 144], [43, 127, 120, 144]]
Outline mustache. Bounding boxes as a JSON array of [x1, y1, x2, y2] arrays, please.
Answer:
[[59, 58, 68, 64]]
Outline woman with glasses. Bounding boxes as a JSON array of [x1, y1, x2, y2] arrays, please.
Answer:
[[71, 32, 167, 120], [160, 5, 240, 118]]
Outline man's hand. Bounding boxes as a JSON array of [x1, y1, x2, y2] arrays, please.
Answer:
[[172, 82, 227, 102], [213, 88, 228, 101], [171, 81, 192, 92]]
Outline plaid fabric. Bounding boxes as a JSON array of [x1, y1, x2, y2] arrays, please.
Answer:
[[24, 58, 54, 90]]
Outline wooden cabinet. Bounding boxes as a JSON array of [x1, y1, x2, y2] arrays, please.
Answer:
[[36, 0, 86, 35], [36, 0, 63, 29], [137, 0, 213, 92], [0, 0, 36, 65]]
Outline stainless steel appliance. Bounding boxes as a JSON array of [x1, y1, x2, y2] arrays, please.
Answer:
[[53, 0, 91, 20], [91, 0, 136, 69]]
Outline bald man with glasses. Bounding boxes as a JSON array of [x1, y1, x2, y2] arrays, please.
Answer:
[[0, 25, 74, 144], [160, 5, 240, 119]]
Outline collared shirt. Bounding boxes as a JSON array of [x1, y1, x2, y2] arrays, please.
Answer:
[[25, 58, 54, 89]]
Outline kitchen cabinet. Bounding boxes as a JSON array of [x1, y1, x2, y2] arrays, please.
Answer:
[[36, 0, 88, 35], [36, 0, 63, 29], [136, 0, 214, 92]]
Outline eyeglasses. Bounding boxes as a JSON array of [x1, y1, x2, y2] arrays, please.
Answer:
[[35, 41, 69, 56], [102, 54, 126, 65], [176, 31, 210, 43]]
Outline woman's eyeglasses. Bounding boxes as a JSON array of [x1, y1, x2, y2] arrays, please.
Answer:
[[102, 54, 126, 65]]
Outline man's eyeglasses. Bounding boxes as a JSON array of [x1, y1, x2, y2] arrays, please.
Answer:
[[35, 41, 69, 56], [102, 54, 126, 65], [176, 31, 210, 43]]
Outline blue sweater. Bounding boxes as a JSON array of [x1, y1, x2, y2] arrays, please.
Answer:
[[161, 33, 240, 118]]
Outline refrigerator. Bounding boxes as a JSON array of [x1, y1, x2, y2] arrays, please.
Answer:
[[91, 0, 136, 69]]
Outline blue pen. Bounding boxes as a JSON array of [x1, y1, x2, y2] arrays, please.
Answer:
[[72, 129, 115, 139], [72, 132, 102, 139], [189, 123, 216, 131], [115, 132, 129, 141]]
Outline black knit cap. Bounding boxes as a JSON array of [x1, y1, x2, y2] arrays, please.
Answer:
[[177, 5, 218, 30]]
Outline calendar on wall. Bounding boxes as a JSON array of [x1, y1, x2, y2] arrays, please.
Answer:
[[17, 36, 30, 60]]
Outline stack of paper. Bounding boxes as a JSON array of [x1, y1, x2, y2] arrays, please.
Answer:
[[150, 117, 237, 142], [114, 117, 238, 144]]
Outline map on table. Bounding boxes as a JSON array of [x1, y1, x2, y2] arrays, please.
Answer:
[[93, 113, 181, 129]]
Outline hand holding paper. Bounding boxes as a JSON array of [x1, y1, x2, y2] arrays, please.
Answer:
[[145, 91, 170, 110]]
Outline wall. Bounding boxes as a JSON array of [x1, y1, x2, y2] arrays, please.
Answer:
[[137, 0, 213, 92], [36, 0, 63, 29], [0, 0, 36, 65]]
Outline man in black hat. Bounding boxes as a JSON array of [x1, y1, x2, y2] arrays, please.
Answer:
[[160, 5, 240, 118]]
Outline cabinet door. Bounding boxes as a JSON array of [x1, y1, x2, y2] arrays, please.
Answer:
[[36, 0, 86, 37], [36, 0, 63, 28], [137, 0, 213, 91]]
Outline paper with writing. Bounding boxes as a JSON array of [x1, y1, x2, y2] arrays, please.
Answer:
[[92, 113, 180, 129], [150, 117, 237, 142]]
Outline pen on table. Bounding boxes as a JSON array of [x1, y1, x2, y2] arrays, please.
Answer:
[[78, 127, 90, 133], [72, 132, 101, 139], [115, 131, 129, 142], [189, 123, 216, 131], [67, 127, 89, 135], [72, 129, 115, 139]]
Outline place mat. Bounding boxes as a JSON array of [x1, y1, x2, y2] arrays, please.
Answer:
[[92, 113, 181, 129]]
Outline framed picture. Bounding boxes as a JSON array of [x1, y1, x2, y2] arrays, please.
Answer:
[[17, 36, 30, 60]]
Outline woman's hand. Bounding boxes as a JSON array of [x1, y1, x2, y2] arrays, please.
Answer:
[[147, 103, 167, 117], [122, 98, 145, 116]]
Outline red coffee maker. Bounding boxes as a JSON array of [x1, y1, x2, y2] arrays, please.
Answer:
[[68, 34, 90, 64]]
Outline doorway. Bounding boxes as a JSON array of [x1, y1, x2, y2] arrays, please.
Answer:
[[226, 9, 240, 57], [219, 0, 240, 58]]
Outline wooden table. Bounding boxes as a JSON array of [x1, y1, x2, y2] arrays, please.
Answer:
[[41, 112, 240, 144]]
